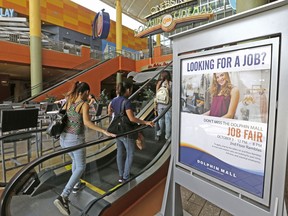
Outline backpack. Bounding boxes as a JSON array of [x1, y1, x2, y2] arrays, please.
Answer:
[[156, 82, 170, 104], [107, 99, 138, 139]]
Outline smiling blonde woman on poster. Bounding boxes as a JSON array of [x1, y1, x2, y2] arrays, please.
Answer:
[[204, 72, 240, 118]]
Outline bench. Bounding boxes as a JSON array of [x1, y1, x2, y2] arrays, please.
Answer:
[[0, 108, 39, 183]]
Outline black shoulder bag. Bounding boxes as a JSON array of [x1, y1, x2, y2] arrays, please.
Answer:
[[107, 100, 138, 138], [46, 104, 67, 139]]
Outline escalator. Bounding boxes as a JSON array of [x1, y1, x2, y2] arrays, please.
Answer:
[[28, 56, 121, 103], [0, 62, 172, 215], [8, 52, 133, 103]]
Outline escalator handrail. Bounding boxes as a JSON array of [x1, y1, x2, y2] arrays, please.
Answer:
[[0, 128, 47, 141], [83, 125, 171, 214], [24, 58, 111, 103], [0, 103, 171, 215], [1, 60, 173, 214], [91, 114, 109, 123], [0, 113, 109, 141], [5, 58, 99, 103], [91, 61, 172, 125], [29, 59, 96, 91], [128, 61, 173, 101]]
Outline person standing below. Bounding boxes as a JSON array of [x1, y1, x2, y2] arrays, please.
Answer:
[[54, 81, 115, 216], [108, 81, 154, 183], [155, 70, 172, 141], [139, 49, 144, 59], [87, 94, 97, 119], [54, 97, 67, 107], [88, 94, 96, 105]]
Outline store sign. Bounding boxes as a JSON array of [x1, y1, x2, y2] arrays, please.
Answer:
[[150, 0, 195, 15], [141, 61, 170, 71], [135, 4, 213, 38], [92, 9, 110, 39], [180, 45, 271, 198], [0, 8, 14, 17]]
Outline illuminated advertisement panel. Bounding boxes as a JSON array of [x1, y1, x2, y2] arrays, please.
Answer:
[[179, 45, 271, 197]]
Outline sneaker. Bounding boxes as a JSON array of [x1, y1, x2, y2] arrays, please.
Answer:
[[155, 135, 160, 141], [53, 195, 70, 215], [118, 177, 123, 183], [136, 138, 144, 150], [118, 177, 128, 183], [72, 182, 86, 193]]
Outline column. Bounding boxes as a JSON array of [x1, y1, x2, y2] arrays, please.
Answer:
[[236, 0, 268, 13], [154, 34, 162, 57], [148, 35, 153, 58], [156, 34, 161, 46], [116, 0, 122, 55], [116, 72, 122, 85], [29, 0, 43, 96], [116, 72, 122, 96]]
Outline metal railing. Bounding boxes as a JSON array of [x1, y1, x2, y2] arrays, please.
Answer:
[[0, 102, 171, 216], [161, 45, 173, 55]]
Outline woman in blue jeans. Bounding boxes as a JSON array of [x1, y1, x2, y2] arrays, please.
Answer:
[[54, 81, 115, 216], [108, 81, 154, 183], [156, 70, 172, 140]]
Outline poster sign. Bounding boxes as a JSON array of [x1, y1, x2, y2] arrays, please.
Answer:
[[179, 45, 271, 197]]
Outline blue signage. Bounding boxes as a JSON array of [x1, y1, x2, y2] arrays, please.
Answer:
[[229, 0, 236, 10], [92, 9, 110, 39], [0, 8, 14, 17], [102, 40, 137, 59]]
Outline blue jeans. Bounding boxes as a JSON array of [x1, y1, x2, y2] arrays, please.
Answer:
[[116, 136, 135, 180], [60, 132, 85, 198], [157, 107, 171, 139]]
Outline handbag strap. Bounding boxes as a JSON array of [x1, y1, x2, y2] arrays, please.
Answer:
[[64, 101, 84, 113], [77, 102, 85, 114], [120, 99, 127, 115], [59, 102, 66, 113]]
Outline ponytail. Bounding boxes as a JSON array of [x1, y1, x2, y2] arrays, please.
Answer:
[[67, 81, 90, 103], [117, 81, 133, 96]]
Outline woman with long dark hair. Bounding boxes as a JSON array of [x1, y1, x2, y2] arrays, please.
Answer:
[[108, 81, 154, 183], [155, 70, 172, 140], [54, 81, 115, 215]]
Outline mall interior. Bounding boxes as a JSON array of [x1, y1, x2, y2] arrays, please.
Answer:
[[0, 0, 287, 216]]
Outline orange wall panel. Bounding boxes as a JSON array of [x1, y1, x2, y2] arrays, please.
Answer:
[[0, 41, 93, 69], [47, 0, 64, 7], [33, 56, 136, 102], [33, 57, 125, 102], [0, 41, 30, 63], [46, 2, 63, 15]]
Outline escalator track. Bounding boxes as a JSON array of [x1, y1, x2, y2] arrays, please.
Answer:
[[0, 104, 171, 216], [0, 61, 173, 215]]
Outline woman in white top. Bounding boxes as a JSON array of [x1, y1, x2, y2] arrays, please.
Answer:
[[155, 70, 172, 140]]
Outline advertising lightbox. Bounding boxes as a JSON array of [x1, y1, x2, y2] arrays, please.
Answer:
[[179, 45, 271, 198]]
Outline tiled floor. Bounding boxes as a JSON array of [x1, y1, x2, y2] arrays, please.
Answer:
[[181, 186, 233, 216], [180, 156, 288, 216]]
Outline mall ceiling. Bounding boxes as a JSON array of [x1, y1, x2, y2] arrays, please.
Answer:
[[100, 0, 164, 23]]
